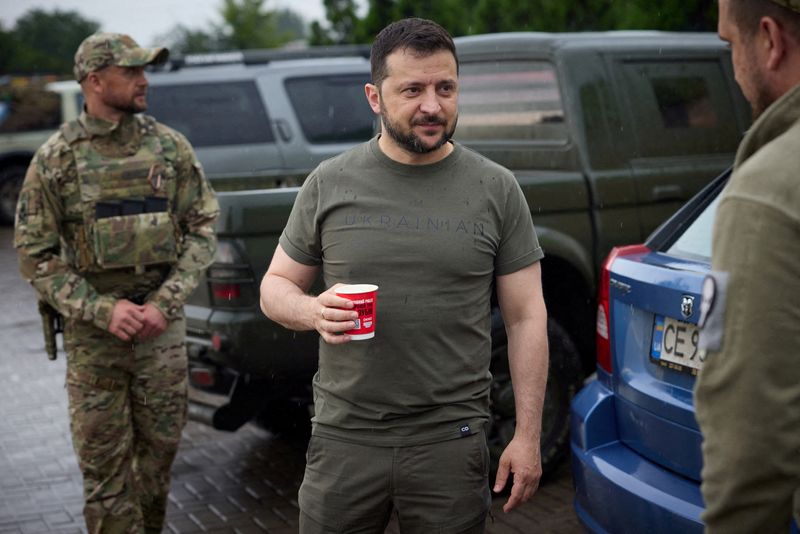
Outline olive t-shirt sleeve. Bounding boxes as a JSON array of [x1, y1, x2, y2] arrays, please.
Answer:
[[280, 170, 323, 266], [495, 175, 543, 275]]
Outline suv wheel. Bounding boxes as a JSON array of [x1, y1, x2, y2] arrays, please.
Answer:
[[488, 316, 583, 481]]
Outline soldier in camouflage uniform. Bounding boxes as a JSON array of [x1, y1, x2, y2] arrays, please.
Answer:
[[14, 32, 219, 533]]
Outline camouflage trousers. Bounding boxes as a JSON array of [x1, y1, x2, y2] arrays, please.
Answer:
[[64, 315, 188, 534]]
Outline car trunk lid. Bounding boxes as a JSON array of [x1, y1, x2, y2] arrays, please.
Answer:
[[607, 251, 707, 482]]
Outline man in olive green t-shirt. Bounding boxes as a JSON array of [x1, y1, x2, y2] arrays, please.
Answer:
[[694, 1, 800, 532], [260, 18, 549, 533]]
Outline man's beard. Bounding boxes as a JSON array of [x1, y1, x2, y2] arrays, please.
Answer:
[[122, 102, 147, 114], [104, 92, 147, 115], [380, 107, 457, 154], [742, 49, 775, 120], [749, 79, 774, 121]]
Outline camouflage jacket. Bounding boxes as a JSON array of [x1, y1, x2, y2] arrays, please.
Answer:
[[14, 110, 219, 330]]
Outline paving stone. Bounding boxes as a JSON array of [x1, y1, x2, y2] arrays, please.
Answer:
[[42, 510, 74, 527], [233, 522, 270, 534], [0, 518, 21, 530], [18, 519, 48, 534], [208, 501, 243, 523], [165, 516, 201, 534]]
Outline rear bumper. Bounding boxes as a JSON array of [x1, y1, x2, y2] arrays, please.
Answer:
[[185, 304, 318, 378], [570, 379, 704, 534], [183, 304, 317, 431]]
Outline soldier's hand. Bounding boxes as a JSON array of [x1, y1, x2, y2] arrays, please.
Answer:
[[108, 300, 146, 341], [137, 304, 168, 341], [315, 284, 359, 345]]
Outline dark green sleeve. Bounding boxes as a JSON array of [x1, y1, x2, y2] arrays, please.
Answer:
[[279, 170, 322, 266], [495, 174, 543, 276]]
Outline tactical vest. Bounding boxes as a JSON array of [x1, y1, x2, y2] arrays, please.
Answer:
[[61, 115, 180, 274]]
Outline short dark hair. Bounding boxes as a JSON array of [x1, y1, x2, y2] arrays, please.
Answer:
[[728, 0, 800, 39], [370, 17, 458, 87]]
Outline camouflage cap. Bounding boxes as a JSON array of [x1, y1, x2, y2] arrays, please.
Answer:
[[74, 32, 169, 82], [771, 0, 800, 13]]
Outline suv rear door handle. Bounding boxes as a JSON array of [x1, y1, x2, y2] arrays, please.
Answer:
[[274, 120, 292, 143]]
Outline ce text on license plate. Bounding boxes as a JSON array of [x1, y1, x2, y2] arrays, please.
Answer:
[[651, 315, 704, 375]]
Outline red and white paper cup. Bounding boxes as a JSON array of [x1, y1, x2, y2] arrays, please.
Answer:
[[335, 284, 378, 340]]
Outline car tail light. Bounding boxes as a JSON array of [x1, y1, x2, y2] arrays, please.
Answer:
[[207, 239, 257, 308], [596, 244, 650, 373], [190, 366, 215, 388], [211, 282, 241, 300], [211, 332, 224, 352]]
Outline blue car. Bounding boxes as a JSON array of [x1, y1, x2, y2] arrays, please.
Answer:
[[570, 169, 797, 533], [569, 169, 727, 533]]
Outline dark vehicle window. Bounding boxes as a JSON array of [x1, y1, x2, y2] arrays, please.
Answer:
[[284, 74, 374, 144], [456, 61, 566, 143], [622, 61, 740, 158], [652, 77, 717, 129], [147, 81, 274, 147]]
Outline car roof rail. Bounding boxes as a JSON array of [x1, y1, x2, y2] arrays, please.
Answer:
[[162, 44, 371, 70]]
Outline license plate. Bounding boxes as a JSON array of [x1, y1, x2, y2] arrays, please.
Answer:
[[651, 315, 703, 375]]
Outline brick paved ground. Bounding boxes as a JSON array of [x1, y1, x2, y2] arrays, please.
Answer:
[[0, 226, 583, 533]]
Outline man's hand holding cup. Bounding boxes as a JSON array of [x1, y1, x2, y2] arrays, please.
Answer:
[[316, 283, 378, 344]]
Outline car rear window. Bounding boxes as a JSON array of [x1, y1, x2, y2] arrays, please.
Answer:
[[666, 193, 720, 262], [456, 61, 566, 143], [147, 81, 274, 147], [284, 73, 374, 143]]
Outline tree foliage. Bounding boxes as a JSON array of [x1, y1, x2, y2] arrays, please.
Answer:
[[154, 24, 228, 55], [2, 1, 308, 73], [319, 0, 362, 44], [1, 0, 719, 75], [0, 10, 99, 75], [159, 2, 306, 55], [220, 0, 285, 49], [312, 0, 719, 44], [275, 8, 307, 41]]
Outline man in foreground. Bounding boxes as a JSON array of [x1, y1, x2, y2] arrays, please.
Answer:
[[261, 17, 549, 533]]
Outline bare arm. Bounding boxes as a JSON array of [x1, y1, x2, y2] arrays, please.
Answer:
[[493, 261, 549, 512], [260, 244, 358, 345]]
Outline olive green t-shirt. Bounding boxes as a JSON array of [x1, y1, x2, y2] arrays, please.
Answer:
[[280, 137, 543, 446]]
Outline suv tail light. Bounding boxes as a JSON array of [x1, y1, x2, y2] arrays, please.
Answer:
[[596, 244, 650, 374], [190, 366, 216, 388], [207, 240, 257, 308]]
